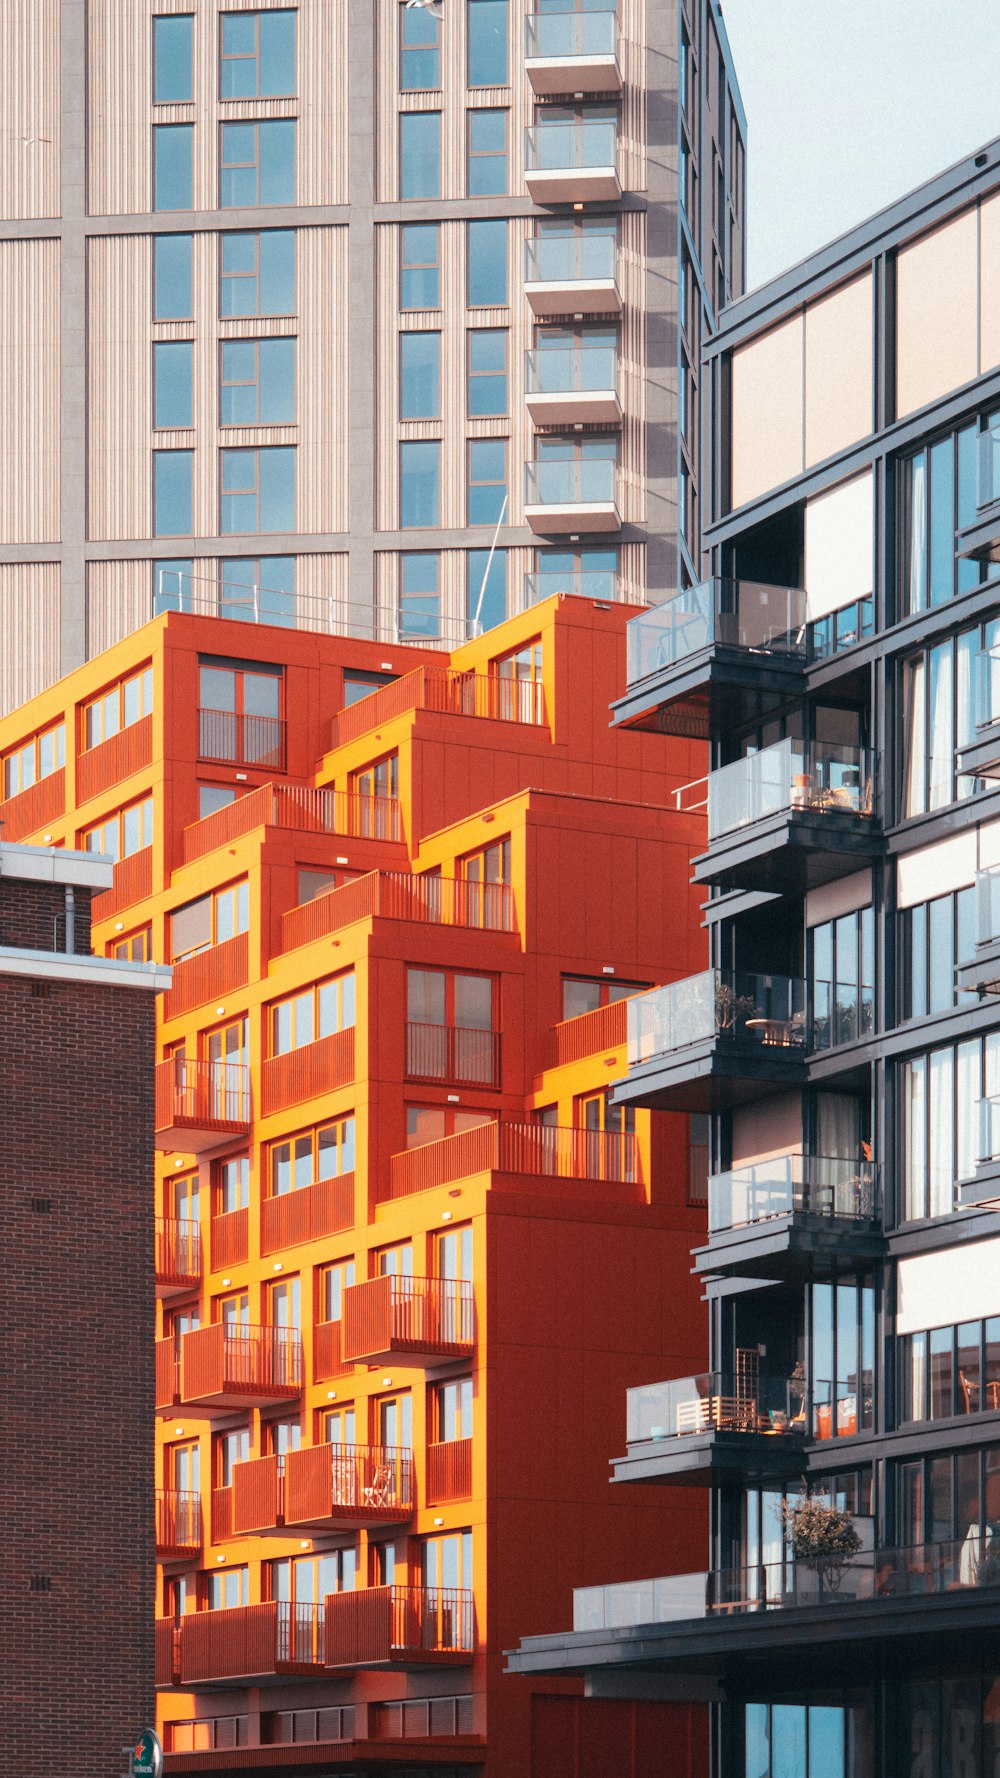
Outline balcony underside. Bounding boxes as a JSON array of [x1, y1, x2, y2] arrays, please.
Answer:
[[524, 498, 621, 534], [957, 505, 1000, 564], [525, 276, 622, 317], [958, 938, 1000, 996], [525, 53, 622, 94], [154, 1115, 249, 1155], [692, 810, 884, 896], [178, 1386, 300, 1416], [693, 1214, 886, 1283], [613, 1041, 808, 1115], [611, 1429, 807, 1489], [611, 648, 807, 740], [524, 167, 621, 203], [525, 389, 621, 427], [957, 1156, 1000, 1210], [161, 1739, 487, 1773], [956, 728, 1000, 780]]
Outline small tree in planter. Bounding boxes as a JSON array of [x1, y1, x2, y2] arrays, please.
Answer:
[[781, 1494, 862, 1597], [715, 982, 756, 1036]]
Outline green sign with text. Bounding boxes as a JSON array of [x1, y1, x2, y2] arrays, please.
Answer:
[[130, 1730, 163, 1778]]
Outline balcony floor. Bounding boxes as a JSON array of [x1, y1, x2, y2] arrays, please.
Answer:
[[525, 53, 622, 94], [525, 389, 622, 427], [693, 1213, 885, 1282], [611, 1427, 808, 1489], [692, 808, 884, 896], [613, 1039, 808, 1115], [524, 168, 622, 203], [154, 1115, 249, 1155], [525, 276, 622, 317], [524, 498, 621, 535]]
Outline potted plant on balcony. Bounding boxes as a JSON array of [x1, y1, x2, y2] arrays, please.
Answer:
[[714, 982, 756, 1037], [781, 1493, 862, 1601]]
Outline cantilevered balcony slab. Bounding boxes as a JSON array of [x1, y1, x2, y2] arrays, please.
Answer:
[[525, 344, 622, 427], [958, 867, 1000, 996], [615, 972, 809, 1114], [342, 1275, 474, 1366], [525, 233, 621, 316], [524, 458, 620, 534], [694, 1154, 883, 1282], [524, 120, 621, 203], [612, 1372, 808, 1488], [525, 9, 622, 94], [685, 739, 882, 895], [154, 1057, 250, 1154]]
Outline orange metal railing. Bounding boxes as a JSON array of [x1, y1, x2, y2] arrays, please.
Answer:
[[261, 1027, 355, 1115], [156, 1618, 180, 1687], [387, 1119, 638, 1199], [342, 1275, 474, 1364], [155, 1488, 202, 1555], [211, 1485, 234, 1542], [183, 782, 401, 864], [155, 1335, 180, 1411], [260, 1173, 355, 1255], [198, 708, 286, 771], [90, 844, 153, 922], [325, 1585, 474, 1666], [0, 767, 65, 842], [427, 1439, 473, 1504], [180, 1323, 302, 1403], [231, 1453, 283, 1534], [163, 930, 250, 1021], [313, 1318, 354, 1382], [552, 997, 629, 1066], [285, 1442, 414, 1526], [330, 664, 545, 751], [155, 1216, 202, 1288], [281, 869, 513, 952], [77, 713, 153, 804], [178, 1602, 325, 1683], [154, 1057, 250, 1138], [405, 1021, 500, 1088]]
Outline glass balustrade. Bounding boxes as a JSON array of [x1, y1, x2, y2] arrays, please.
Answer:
[[625, 1371, 808, 1443], [524, 457, 617, 508], [525, 345, 618, 396], [525, 232, 617, 287], [976, 866, 1000, 946], [625, 579, 807, 686], [526, 8, 617, 61], [525, 119, 618, 172], [626, 971, 809, 1064], [707, 1154, 878, 1234], [705, 740, 873, 841]]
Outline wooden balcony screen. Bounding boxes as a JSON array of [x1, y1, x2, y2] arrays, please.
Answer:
[[183, 782, 401, 864], [0, 767, 65, 841], [281, 869, 513, 953], [231, 1454, 283, 1534], [387, 1119, 638, 1200], [163, 931, 249, 1021], [211, 1207, 249, 1270], [90, 844, 153, 922], [261, 1028, 355, 1116], [426, 1438, 473, 1504], [553, 996, 629, 1066], [260, 1172, 355, 1256], [77, 713, 153, 804], [342, 1275, 474, 1364], [284, 1442, 414, 1527]]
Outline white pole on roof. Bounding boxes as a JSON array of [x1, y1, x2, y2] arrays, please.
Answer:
[[471, 491, 508, 636]]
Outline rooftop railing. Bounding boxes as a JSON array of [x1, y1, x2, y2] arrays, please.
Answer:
[[678, 740, 873, 841], [281, 869, 514, 952], [525, 344, 619, 397], [525, 7, 617, 59], [525, 118, 618, 173], [154, 566, 480, 650], [329, 663, 545, 752], [708, 1154, 878, 1234], [625, 1371, 808, 1444], [626, 579, 807, 686], [525, 231, 617, 287], [626, 971, 809, 1065]]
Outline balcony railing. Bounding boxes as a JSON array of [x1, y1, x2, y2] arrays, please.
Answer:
[[183, 782, 401, 864], [232, 1453, 284, 1534], [325, 1585, 474, 1666], [281, 869, 514, 951], [574, 1536, 1000, 1631], [156, 1618, 179, 1687], [980, 421, 1000, 509], [162, 930, 249, 1021], [90, 843, 153, 923], [979, 1096, 1000, 1166], [552, 996, 629, 1065], [681, 740, 874, 841], [708, 1154, 878, 1234], [260, 1172, 355, 1255], [627, 971, 809, 1064], [625, 1371, 808, 1443], [154, 1056, 250, 1147], [178, 1602, 326, 1683], [525, 231, 617, 289], [155, 1488, 202, 1556], [198, 706, 286, 771], [212, 1206, 249, 1268], [329, 663, 545, 751], [810, 979, 874, 1052], [525, 456, 617, 513], [342, 1275, 474, 1364], [285, 1442, 414, 1527], [525, 344, 619, 398], [387, 1118, 638, 1199], [77, 713, 153, 804], [975, 864, 1000, 949], [427, 1438, 473, 1503], [155, 1216, 202, 1289], [526, 7, 617, 60], [809, 594, 874, 660], [405, 1021, 501, 1089], [179, 1322, 302, 1407], [313, 1318, 355, 1382], [626, 579, 807, 686], [525, 118, 618, 173], [0, 766, 65, 842], [261, 1026, 356, 1115]]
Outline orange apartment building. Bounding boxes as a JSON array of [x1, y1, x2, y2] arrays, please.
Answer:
[[0, 592, 708, 1778]]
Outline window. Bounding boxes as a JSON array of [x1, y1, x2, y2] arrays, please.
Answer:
[[400, 441, 440, 527], [199, 657, 283, 765], [530, 214, 616, 290], [494, 638, 542, 686], [379, 1390, 413, 1450], [210, 555, 291, 625], [406, 1105, 494, 1147], [400, 331, 440, 420], [217, 1156, 249, 1214], [220, 338, 295, 425], [900, 1315, 1000, 1425], [271, 1549, 355, 1604], [3, 721, 65, 799], [298, 868, 345, 904], [901, 618, 997, 817], [215, 1427, 250, 1487], [421, 1528, 473, 1590], [353, 753, 398, 801], [467, 548, 506, 630], [899, 421, 981, 616], [901, 886, 976, 1022], [265, 1419, 302, 1463], [318, 1258, 355, 1323], [895, 1444, 1000, 1559], [532, 544, 617, 602], [902, 1032, 1000, 1220], [270, 1117, 356, 1195], [434, 1377, 473, 1441], [810, 1272, 876, 1441], [810, 906, 874, 1051], [220, 120, 295, 207], [562, 975, 645, 1020], [467, 218, 507, 307], [400, 113, 440, 200], [468, 0, 507, 85], [154, 124, 193, 210], [377, 1242, 413, 1277], [399, 552, 440, 638], [153, 234, 193, 321], [268, 1275, 301, 1328], [467, 440, 506, 526], [110, 927, 151, 962], [154, 450, 193, 535], [435, 1223, 473, 1281], [467, 329, 507, 417], [208, 1567, 249, 1610], [467, 109, 506, 196], [400, 1, 440, 88], [170, 880, 249, 961], [460, 837, 510, 885], [406, 968, 496, 1086], [321, 1404, 356, 1446], [271, 973, 355, 1055], [167, 1437, 200, 1499], [220, 446, 295, 533], [81, 795, 153, 861], [744, 1697, 873, 1778], [400, 224, 439, 309], [83, 667, 153, 749], [154, 342, 193, 429], [153, 14, 193, 102], [220, 230, 295, 317], [220, 10, 296, 97], [198, 785, 237, 820]]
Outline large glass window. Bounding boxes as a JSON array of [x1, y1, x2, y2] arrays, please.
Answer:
[[900, 885, 976, 1022], [532, 544, 617, 603], [400, 224, 439, 309], [400, 331, 440, 419], [810, 1273, 875, 1441], [400, 0, 440, 87], [319, 1258, 355, 1323], [153, 124, 193, 211], [220, 446, 295, 533], [170, 880, 249, 961], [270, 973, 355, 1055], [400, 552, 440, 638], [810, 906, 874, 1051], [218, 556, 295, 626], [270, 1116, 356, 1195], [468, 0, 508, 85], [220, 338, 295, 425], [3, 721, 65, 799], [400, 113, 440, 200], [900, 617, 999, 816], [467, 439, 506, 525], [899, 1314, 1000, 1424], [467, 219, 507, 307], [154, 450, 193, 535], [153, 234, 193, 320], [82, 666, 153, 748], [744, 1695, 872, 1778], [893, 1443, 1000, 1551], [220, 231, 295, 317], [902, 1031, 1000, 1219], [400, 441, 440, 527], [467, 329, 507, 416], [82, 794, 154, 862], [220, 10, 296, 97], [220, 120, 295, 207], [899, 421, 981, 616], [435, 1377, 473, 1442], [153, 14, 193, 102], [467, 548, 506, 632], [153, 341, 193, 429], [467, 109, 507, 195]]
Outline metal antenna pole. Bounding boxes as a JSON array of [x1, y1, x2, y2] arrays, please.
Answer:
[[471, 492, 508, 635]]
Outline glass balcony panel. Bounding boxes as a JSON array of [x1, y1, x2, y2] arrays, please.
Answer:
[[979, 420, 1000, 510], [979, 1096, 1000, 1165], [976, 866, 1000, 946], [525, 232, 616, 286], [706, 742, 872, 842], [627, 971, 809, 1064], [524, 566, 618, 604], [573, 1572, 708, 1632], [974, 646, 1000, 731], [526, 9, 617, 59], [524, 457, 616, 506], [625, 579, 807, 686], [707, 1155, 878, 1233], [625, 1370, 808, 1442], [525, 120, 618, 171], [525, 345, 617, 395]]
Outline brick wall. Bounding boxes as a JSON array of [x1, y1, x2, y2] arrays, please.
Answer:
[[0, 964, 155, 1778], [0, 876, 94, 954]]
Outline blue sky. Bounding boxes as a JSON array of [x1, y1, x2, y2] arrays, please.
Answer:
[[719, 0, 1000, 289]]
